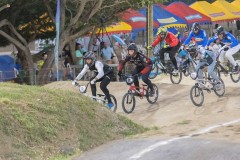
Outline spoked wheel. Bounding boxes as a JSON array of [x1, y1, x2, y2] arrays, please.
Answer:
[[230, 72, 240, 83], [213, 79, 225, 97], [170, 71, 182, 84], [146, 84, 159, 104], [104, 94, 117, 112], [190, 85, 204, 107], [149, 64, 158, 79], [122, 92, 136, 113]]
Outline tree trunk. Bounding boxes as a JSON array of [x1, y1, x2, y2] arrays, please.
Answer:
[[36, 47, 54, 85], [37, 39, 65, 85], [16, 48, 35, 85]]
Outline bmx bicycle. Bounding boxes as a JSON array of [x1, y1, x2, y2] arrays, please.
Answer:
[[72, 81, 117, 112], [121, 74, 159, 113]]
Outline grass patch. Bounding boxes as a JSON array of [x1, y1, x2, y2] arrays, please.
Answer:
[[0, 83, 146, 160]]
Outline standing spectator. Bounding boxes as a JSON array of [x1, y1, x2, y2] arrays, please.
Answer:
[[92, 38, 100, 53], [101, 42, 116, 64], [37, 52, 48, 73], [180, 29, 189, 44], [62, 45, 73, 80], [75, 43, 86, 69]]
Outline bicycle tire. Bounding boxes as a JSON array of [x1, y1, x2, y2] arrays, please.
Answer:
[[213, 79, 225, 97], [146, 83, 159, 104], [110, 94, 117, 112], [230, 72, 240, 83], [122, 93, 135, 114], [104, 94, 117, 112], [190, 85, 204, 107], [170, 71, 182, 84], [149, 63, 158, 79]]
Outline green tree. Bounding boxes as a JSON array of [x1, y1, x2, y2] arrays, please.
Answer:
[[0, 0, 55, 84]]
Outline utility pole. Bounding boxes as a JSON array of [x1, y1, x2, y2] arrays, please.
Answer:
[[147, 2, 153, 57]]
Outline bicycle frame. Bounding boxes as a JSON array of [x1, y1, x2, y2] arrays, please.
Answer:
[[128, 84, 148, 97], [74, 81, 108, 103], [193, 62, 218, 92], [125, 74, 148, 97]]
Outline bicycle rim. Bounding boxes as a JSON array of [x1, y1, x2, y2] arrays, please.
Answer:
[[170, 71, 182, 84], [122, 93, 135, 113], [230, 73, 240, 83], [214, 79, 225, 97], [190, 85, 204, 107], [146, 84, 159, 104], [110, 95, 117, 112]]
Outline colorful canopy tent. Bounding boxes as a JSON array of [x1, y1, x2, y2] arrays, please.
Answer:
[[212, 0, 240, 20], [190, 1, 236, 22], [96, 21, 132, 34], [165, 2, 212, 25], [138, 4, 187, 28], [231, 0, 240, 8], [119, 8, 159, 32], [155, 3, 166, 8], [0, 55, 15, 82]]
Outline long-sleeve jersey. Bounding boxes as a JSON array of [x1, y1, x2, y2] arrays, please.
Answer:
[[206, 32, 239, 48], [151, 32, 179, 47], [183, 29, 208, 47], [118, 52, 152, 74], [75, 61, 112, 80]]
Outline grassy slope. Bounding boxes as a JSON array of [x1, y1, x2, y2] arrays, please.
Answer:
[[0, 83, 146, 160]]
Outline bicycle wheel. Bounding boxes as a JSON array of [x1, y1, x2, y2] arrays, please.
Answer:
[[213, 79, 225, 97], [110, 94, 117, 112], [146, 84, 159, 104], [104, 94, 117, 112], [149, 63, 158, 79], [170, 71, 182, 84], [230, 72, 240, 83], [190, 85, 204, 107], [122, 93, 136, 113]]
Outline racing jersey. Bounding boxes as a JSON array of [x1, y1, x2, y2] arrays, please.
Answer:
[[206, 32, 239, 48], [183, 29, 208, 47]]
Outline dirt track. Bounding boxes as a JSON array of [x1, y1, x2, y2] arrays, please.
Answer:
[[46, 74, 240, 142]]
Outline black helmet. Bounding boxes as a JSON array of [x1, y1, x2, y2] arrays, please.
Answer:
[[191, 23, 200, 32], [83, 51, 96, 67], [216, 26, 224, 35], [127, 43, 138, 52]]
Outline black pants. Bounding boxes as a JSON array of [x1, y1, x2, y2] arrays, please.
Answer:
[[90, 71, 114, 104], [133, 66, 153, 91], [159, 42, 180, 70]]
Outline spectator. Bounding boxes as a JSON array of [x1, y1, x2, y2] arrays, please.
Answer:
[[75, 43, 86, 69], [92, 38, 100, 53], [101, 42, 116, 64], [180, 29, 189, 44], [37, 52, 48, 71], [62, 45, 73, 80]]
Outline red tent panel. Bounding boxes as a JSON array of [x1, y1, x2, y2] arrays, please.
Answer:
[[119, 8, 159, 31], [165, 2, 211, 25]]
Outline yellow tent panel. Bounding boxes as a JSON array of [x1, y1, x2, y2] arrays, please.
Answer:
[[212, 0, 240, 20], [190, 1, 236, 22], [231, 0, 240, 9], [96, 22, 132, 34]]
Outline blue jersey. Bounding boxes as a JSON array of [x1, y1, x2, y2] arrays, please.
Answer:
[[183, 29, 208, 47], [206, 32, 238, 48]]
